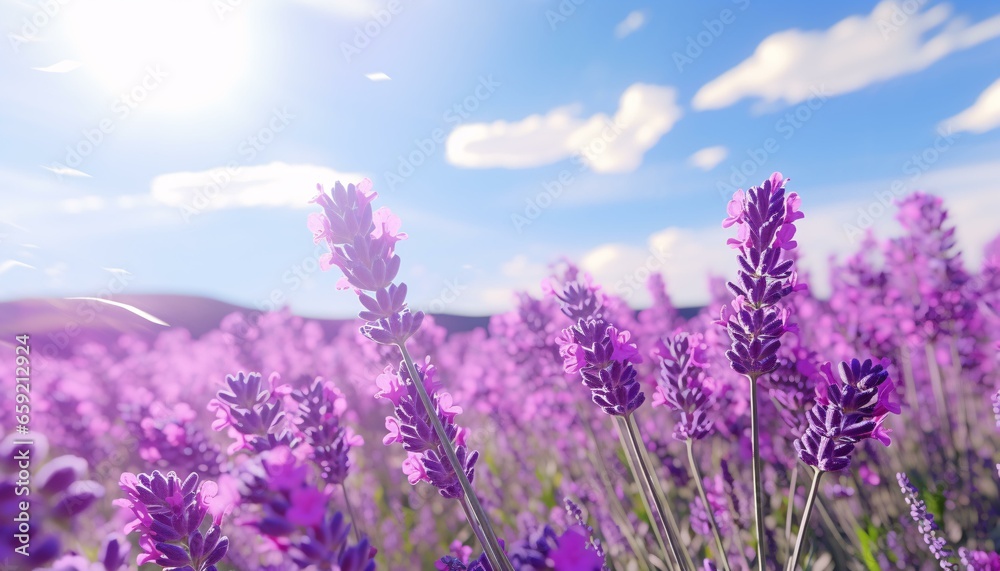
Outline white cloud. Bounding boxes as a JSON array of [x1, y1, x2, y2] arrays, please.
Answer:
[[33, 60, 82, 73], [150, 162, 367, 211], [0, 260, 35, 275], [578, 229, 733, 308], [693, 1, 1000, 110], [42, 165, 90, 178], [615, 10, 646, 39], [288, 0, 383, 20], [365, 72, 391, 82], [942, 77, 1000, 134], [446, 83, 682, 173], [59, 195, 105, 213], [688, 146, 729, 171], [460, 158, 1000, 313]]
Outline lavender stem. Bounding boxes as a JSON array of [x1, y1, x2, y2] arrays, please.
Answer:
[[397, 342, 513, 571], [787, 469, 822, 571], [686, 439, 732, 571], [784, 464, 798, 545], [748, 373, 766, 571], [627, 415, 695, 571]]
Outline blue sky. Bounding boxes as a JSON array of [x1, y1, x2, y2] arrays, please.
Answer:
[[2, 0, 1000, 318]]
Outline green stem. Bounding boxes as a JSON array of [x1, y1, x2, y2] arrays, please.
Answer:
[[748, 374, 766, 571], [397, 343, 513, 571], [627, 415, 695, 571], [615, 417, 678, 570], [787, 470, 822, 571], [685, 439, 732, 571], [341, 483, 362, 543], [784, 464, 798, 545]]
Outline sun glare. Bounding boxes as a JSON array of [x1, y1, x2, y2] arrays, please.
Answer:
[[60, 0, 252, 112]]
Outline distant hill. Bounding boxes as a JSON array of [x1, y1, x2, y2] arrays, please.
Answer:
[[0, 294, 703, 354]]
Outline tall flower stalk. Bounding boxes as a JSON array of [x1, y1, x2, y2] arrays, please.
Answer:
[[788, 359, 900, 570], [720, 172, 803, 570], [309, 179, 513, 570], [552, 271, 694, 571], [653, 333, 731, 571]]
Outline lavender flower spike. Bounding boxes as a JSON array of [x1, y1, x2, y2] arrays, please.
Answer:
[[794, 359, 900, 472], [721, 172, 802, 377], [897, 473, 956, 569], [722, 172, 802, 571], [115, 470, 229, 571], [309, 179, 422, 345]]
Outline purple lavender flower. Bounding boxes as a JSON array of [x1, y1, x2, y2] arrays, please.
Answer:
[[115, 470, 229, 570], [721, 172, 802, 377], [652, 333, 715, 441], [1, 434, 103, 569], [795, 359, 901, 471], [377, 360, 478, 498], [549, 272, 645, 416], [209, 371, 295, 454], [309, 179, 423, 345], [897, 472, 955, 569], [438, 525, 603, 571], [290, 511, 375, 571], [958, 547, 1000, 570], [292, 378, 363, 486]]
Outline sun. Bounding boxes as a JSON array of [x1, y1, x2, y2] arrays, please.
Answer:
[[60, 0, 252, 112]]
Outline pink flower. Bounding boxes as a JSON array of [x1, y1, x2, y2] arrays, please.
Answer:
[[383, 416, 404, 446], [261, 447, 309, 492], [436, 392, 463, 420], [722, 189, 746, 228], [549, 525, 603, 570], [372, 206, 408, 242], [402, 452, 429, 485], [286, 487, 329, 527], [375, 366, 408, 406], [555, 329, 585, 374], [608, 326, 643, 364]]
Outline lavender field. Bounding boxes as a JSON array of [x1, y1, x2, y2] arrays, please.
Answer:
[[2, 173, 999, 570], [4, 1, 1000, 570]]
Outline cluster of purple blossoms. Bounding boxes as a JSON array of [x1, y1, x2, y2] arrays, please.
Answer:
[[208, 371, 294, 454], [795, 359, 900, 471], [204, 368, 373, 569], [309, 179, 422, 345], [958, 548, 1000, 571], [115, 470, 229, 571], [896, 472, 955, 569], [228, 443, 374, 569], [652, 333, 715, 441], [292, 377, 364, 487], [550, 271, 645, 416], [720, 172, 803, 377], [437, 525, 603, 571], [377, 359, 478, 498], [1, 434, 105, 569]]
